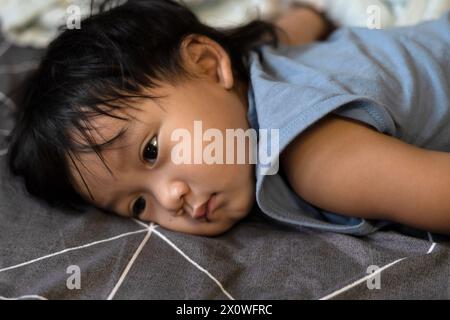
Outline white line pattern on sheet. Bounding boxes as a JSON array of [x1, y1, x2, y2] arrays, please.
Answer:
[[320, 239, 439, 300], [151, 227, 235, 300], [107, 224, 155, 300], [427, 242, 437, 254], [319, 257, 407, 300], [0, 228, 148, 273], [0, 202, 233, 299], [0, 294, 48, 300], [132, 218, 152, 229], [426, 232, 437, 254]]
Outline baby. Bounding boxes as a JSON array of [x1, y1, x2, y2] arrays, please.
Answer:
[[7, 0, 450, 237]]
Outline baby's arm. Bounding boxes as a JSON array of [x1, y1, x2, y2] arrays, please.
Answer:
[[274, 5, 335, 46], [280, 115, 450, 235]]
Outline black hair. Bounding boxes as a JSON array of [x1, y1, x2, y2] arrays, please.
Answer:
[[6, 0, 280, 212]]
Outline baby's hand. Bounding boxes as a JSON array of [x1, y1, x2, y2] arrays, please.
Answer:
[[274, 4, 336, 46]]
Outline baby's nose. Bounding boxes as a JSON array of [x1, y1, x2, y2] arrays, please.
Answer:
[[157, 180, 190, 211]]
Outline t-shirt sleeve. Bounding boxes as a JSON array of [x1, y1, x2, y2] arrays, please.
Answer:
[[331, 99, 397, 135]]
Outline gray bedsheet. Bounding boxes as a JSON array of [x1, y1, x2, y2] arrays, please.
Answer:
[[1, 35, 450, 300]]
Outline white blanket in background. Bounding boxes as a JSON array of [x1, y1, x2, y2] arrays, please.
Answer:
[[0, 0, 449, 48]]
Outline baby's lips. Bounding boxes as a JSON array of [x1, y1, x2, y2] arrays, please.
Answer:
[[192, 200, 208, 219]]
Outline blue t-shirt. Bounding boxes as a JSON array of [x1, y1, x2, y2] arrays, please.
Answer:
[[246, 11, 450, 235]]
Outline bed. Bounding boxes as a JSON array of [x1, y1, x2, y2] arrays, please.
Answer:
[[2, 1, 450, 299], [1, 33, 450, 300]]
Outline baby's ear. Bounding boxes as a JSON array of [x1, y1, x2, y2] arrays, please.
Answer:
[[180, 34, 234, 89]]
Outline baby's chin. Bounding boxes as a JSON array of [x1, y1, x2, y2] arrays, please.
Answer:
[[182, 207, 251, 237], [194, 218, 243, 237]]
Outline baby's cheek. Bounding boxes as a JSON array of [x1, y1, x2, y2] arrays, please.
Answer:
[[233, 174, 256, 220]]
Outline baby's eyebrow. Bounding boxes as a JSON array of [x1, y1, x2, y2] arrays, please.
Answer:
[[100, 124, 132, 151], [99, 124, 136, 171]]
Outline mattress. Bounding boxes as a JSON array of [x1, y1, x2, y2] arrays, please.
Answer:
[[1, 34, 450, 300]]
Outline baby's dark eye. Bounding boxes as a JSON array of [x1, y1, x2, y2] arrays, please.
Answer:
[[132, 196, 146, 217], [143, 136, 158, 163]]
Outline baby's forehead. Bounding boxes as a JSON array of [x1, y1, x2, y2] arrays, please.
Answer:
[[86, 114, 124, 141], [72, 103, 142, 146]]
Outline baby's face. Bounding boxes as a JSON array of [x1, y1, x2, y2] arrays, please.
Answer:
[[69, 77, 255, 236]]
